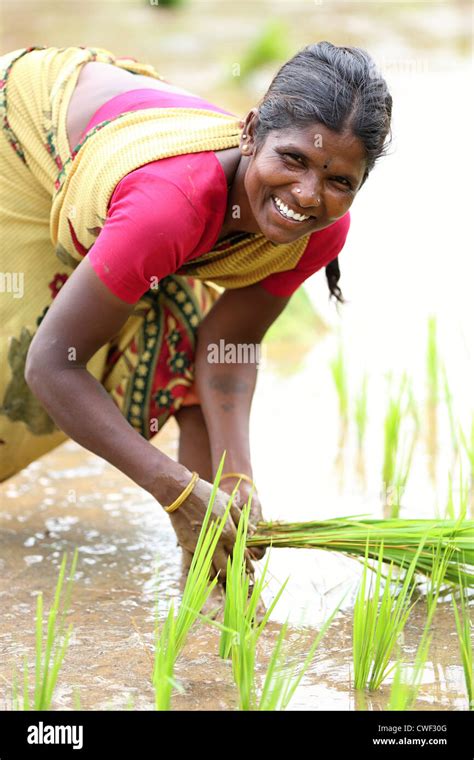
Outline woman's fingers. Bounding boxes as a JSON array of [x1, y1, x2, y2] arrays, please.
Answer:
[[247, 546, 266, 561], [218, 485, 267, 561], [246, 515, 267, 560]]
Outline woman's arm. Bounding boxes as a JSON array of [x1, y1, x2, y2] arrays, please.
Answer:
[[194, 282, 291, 477], [25, 256, 191, 503]]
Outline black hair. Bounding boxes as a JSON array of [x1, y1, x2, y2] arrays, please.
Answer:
[[254, 41, 393, 303]]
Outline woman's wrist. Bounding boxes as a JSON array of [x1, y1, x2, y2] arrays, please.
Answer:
[[144, 454, 195, 508], [214, 453, 254, 486], [213, 449, 253, 482]]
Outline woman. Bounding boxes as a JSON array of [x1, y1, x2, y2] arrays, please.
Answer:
[[0, 42, 392, 582]]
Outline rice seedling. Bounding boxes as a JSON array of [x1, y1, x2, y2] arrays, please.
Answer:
[[426, 317, 439, 480], [386, 381, 420, 518], [390, 428, 418, 519], [443, 466, 469, 520], [256, 596, 345, 710], [425, 539, 457, 615], [386, 631, 432, 710], [213, 495, 343, 709], [153, 600, 185, 711], [442, 364, 459, 459], [452, 567, 473, 709], [426, 316, 439, 406], [215, 499, 346, 710], [216, 500, 288, 709], [11, 549, 78, 710], [200, 592, 345, 711], [460, 414, 474, 485], [353, 375, 369, 484], [382, 374, 408, 498], [353, 538, 427, 691], [444, 473, 456, 520], [152, 450, 237, 710], [219, 500, 287, 661], [247, 515, 474, 588], [330, 341, 349, 433], [354, 375, 368, 451], [387, 539, 453, 709]]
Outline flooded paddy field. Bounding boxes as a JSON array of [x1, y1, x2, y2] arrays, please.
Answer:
[[1, 0, 472, 713], [0, 315, 472, 710]]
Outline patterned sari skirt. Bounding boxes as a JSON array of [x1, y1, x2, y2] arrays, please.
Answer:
[[0, 47, 221, 481]]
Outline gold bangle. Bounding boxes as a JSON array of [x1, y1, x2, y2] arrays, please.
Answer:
[[220, 472, 256, 490], [164, 471, 200, 514]]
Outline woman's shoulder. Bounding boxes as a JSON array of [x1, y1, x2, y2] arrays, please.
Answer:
[[111, 150, 228, 244], [89, 156, 227, 304]]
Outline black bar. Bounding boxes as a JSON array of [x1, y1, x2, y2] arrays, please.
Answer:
[[0, 710, 472, 758]]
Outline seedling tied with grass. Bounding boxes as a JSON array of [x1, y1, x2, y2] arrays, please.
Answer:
[[247, 515, 474, 588]]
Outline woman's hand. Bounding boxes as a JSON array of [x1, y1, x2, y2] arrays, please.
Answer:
[[218, 478, 267, 562], [164, 477, 255, 584]]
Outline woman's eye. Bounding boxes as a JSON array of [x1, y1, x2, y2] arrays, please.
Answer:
[[332, 177, 352, 189], [283, 152, 304, 164]]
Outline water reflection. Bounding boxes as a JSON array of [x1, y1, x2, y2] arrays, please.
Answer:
[[0, 399, 470, 710]]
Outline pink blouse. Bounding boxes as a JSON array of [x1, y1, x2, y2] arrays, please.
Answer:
[[85, 88, 351, 303]]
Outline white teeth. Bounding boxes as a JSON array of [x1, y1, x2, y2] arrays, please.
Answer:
[[273, 195, 309, 222]]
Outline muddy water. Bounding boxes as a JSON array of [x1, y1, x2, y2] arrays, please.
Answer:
[[1, 0, 473, 712]]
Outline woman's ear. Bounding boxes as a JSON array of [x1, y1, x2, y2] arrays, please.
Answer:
[[243, 108, 259, 146]]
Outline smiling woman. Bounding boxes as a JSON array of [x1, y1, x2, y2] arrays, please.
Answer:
[[233, 42, 392, 298], [0, 42, 391, 586]]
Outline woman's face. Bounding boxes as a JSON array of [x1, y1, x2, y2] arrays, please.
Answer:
[[242, 111, 368, 244]]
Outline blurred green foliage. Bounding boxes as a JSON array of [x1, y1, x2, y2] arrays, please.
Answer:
[[265, 286, 326, 344], [148, 0, 188, 8], [236, 19, 291, 83]]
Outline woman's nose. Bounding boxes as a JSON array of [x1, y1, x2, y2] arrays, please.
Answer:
[[293, 182, 322, 209]]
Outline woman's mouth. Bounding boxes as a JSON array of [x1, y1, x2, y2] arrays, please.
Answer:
[[270, 194, 313, 225]]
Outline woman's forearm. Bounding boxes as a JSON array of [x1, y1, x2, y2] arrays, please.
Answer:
[[25, 363, 190, 503], [194, 332, 258, 477]]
